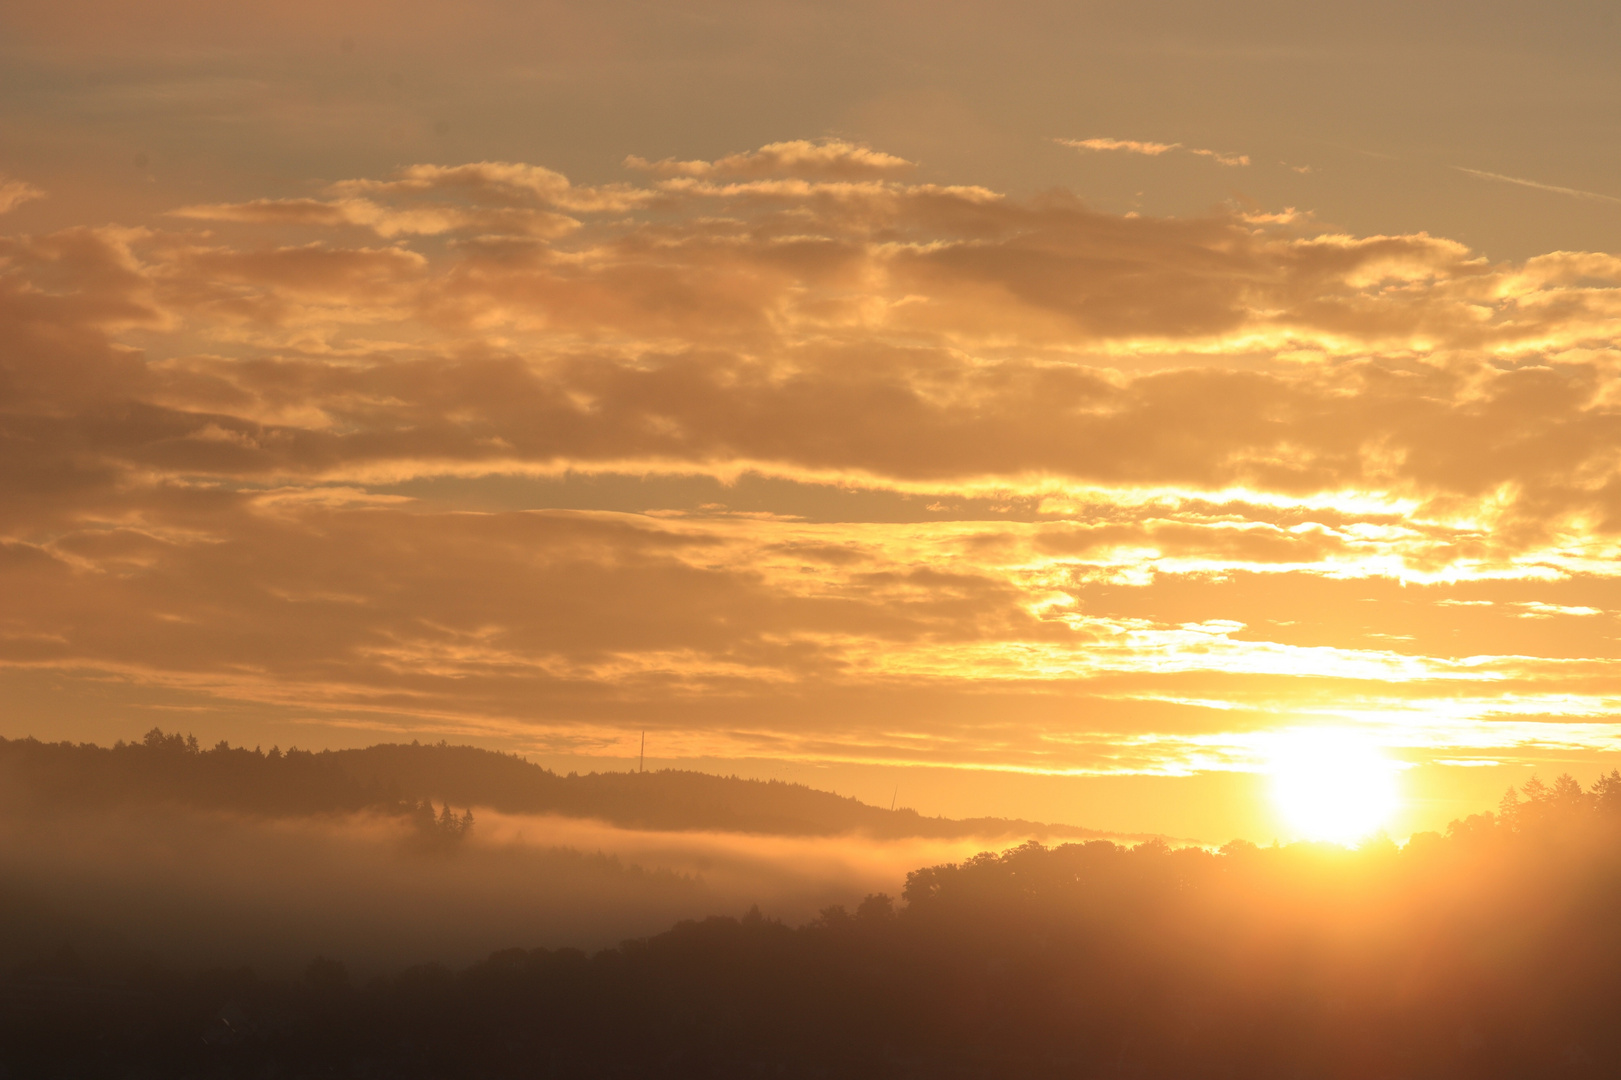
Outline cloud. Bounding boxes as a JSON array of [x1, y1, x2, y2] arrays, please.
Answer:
[[0, 177, 45, 214], [330, 161, 653, 214], [1057, 137, 1250, 167], [170, 197, 580, 240], [7, 144, 1621, 796], [169, 160, 655, 242], [1061, 137, 1180, 156], [626, 139, 916, 180], [1189, 148, 1251, 167]]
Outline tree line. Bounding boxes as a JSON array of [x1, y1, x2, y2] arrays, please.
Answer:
[[0, 729, 1116, 841]]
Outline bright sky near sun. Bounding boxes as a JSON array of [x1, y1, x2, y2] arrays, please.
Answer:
[[3, 0, 1621, 842]]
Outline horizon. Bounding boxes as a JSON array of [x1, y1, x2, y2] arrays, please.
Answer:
[[9, 723, 1612, 851]]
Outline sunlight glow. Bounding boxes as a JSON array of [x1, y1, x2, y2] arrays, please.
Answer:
[[1268, 728, 1400, 844]]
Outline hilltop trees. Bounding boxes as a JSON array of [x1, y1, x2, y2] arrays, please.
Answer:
[[1492, 769, 1621, 832], [410, 799, 475, 850], [0, 730, 1111, 842]]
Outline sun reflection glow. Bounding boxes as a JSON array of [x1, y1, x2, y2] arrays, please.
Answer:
[[1269, 728, 1400, 845]]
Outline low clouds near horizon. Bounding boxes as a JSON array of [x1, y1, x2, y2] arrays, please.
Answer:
[[4, 139, 1621, 832]]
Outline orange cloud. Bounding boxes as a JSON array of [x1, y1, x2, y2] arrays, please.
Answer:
[[6, 143, 1621, 793], [170, 197, 582, 240], [0, 177, 45, 214], [329, 162, 653, 214], [626, 139, 916, 180], [1057, 137, 1250, 167]]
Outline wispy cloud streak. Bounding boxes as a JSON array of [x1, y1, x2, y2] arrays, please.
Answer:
[[1057, 137, 1251, 167], [1455, 166, 1621, 205]]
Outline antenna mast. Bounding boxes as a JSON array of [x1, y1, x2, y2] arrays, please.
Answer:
[[639, 730, 645, 774]]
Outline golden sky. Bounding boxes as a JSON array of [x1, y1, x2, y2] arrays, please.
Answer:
[[4, 0, 1621, 840]]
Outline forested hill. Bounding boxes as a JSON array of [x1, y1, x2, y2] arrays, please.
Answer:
[[0, 731, 1117, 842]]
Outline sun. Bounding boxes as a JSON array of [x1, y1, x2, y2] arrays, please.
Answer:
[[1268, 728, 1400, 845]]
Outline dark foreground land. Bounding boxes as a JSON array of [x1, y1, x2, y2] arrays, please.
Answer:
[[6, 773, 1621, 1078]]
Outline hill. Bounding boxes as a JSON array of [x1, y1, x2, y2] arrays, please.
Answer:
[[0, 729, 1121, 842]]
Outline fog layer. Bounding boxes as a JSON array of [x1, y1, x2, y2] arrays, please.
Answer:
[[0, 801, 1041, 974]]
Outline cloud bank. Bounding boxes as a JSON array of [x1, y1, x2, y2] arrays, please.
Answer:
[[4, 143, 1621, 805]]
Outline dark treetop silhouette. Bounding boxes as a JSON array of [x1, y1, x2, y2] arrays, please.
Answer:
[[0, 729, 1125, 841]]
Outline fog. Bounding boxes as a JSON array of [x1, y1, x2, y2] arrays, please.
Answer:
[[0, 801, 1054, 975]]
